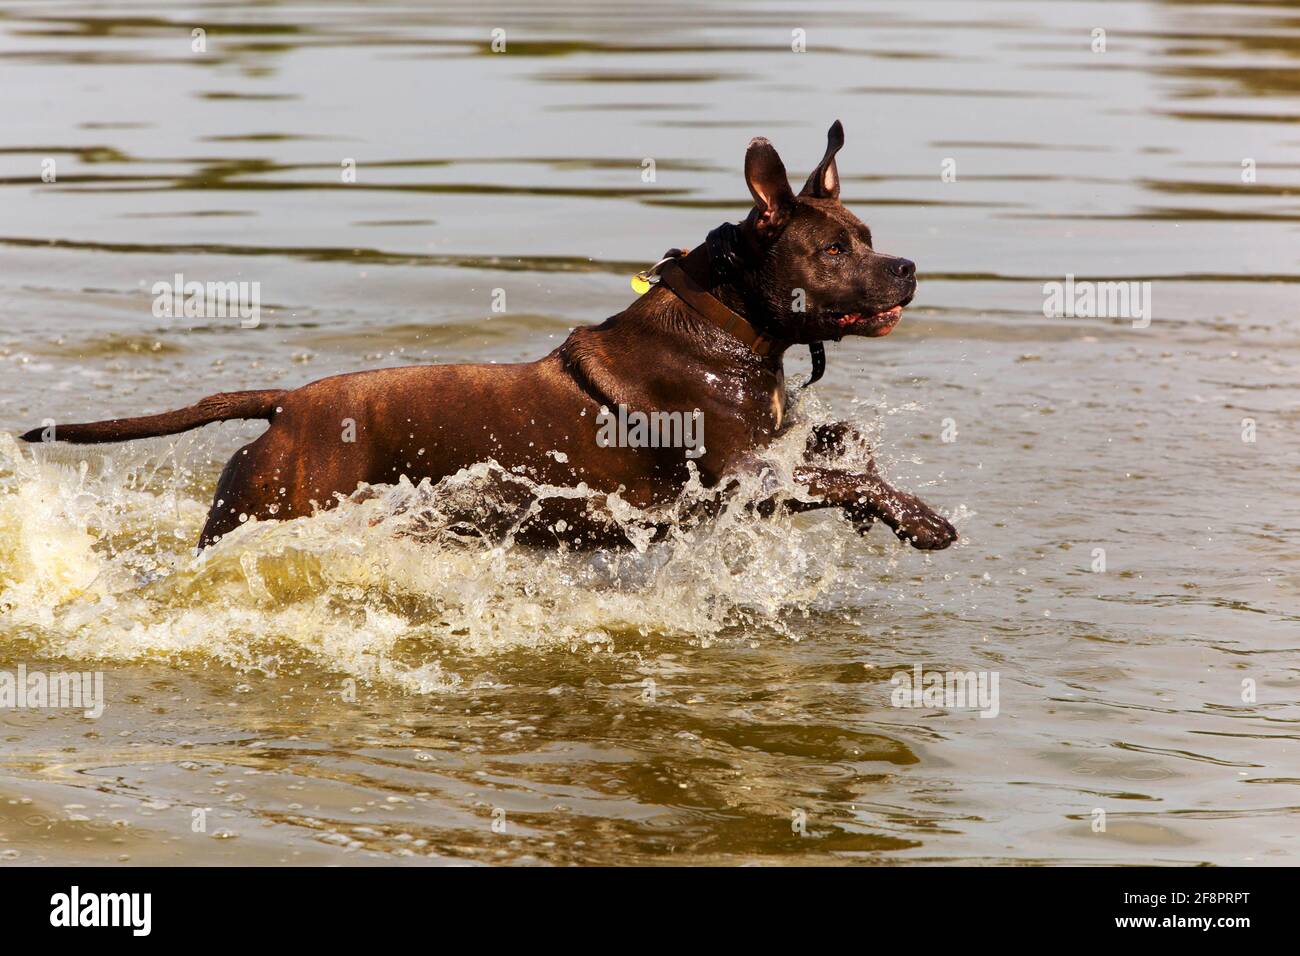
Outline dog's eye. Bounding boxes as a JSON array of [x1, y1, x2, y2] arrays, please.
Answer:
[[824, 243, 844, 256]]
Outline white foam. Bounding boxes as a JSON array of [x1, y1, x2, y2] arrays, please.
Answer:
[[0, 399, 939, 693]]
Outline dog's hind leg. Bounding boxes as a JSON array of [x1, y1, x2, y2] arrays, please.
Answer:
[[197, 433, 296, 550]]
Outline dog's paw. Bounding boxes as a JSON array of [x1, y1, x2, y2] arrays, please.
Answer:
[[894, 507, 958, 550]]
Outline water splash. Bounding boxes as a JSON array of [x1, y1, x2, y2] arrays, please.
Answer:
[[0, 404, 898, 693]]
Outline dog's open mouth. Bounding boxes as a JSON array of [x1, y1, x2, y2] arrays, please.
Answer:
[[833, 301, 908, 337]]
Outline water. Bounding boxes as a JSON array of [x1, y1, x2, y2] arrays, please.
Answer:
[[1, 0, 1297, 865]]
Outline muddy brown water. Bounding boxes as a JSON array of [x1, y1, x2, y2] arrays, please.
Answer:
[[0, 1, 1297, 865]]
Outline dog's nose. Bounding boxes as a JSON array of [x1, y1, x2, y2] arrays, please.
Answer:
[[888, 257, 916, 280]]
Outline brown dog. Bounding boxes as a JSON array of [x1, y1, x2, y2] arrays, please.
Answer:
[[21, 121, 958, 553]]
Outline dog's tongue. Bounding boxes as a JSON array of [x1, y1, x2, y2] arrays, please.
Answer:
[[838, 306, 902, 328]]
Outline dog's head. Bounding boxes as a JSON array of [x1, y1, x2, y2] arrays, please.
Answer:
[[739, 121, 916, 344]]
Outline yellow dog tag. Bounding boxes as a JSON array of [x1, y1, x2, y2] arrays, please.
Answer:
[[631, 249, 687, 295]]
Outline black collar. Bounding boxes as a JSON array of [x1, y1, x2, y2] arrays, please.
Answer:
[[669, 222, 825, 386], [658, 258, 782, 356]]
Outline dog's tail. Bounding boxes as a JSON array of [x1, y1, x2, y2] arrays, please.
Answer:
[[19, 389, 287, 445]]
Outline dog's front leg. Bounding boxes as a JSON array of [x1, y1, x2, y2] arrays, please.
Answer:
[[791, 465, 957, 551], [805, 421, 869, 461]]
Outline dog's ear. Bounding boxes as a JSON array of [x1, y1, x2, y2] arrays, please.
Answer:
[[800, 120, 844, 200], [745, 137, 795, 237]]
